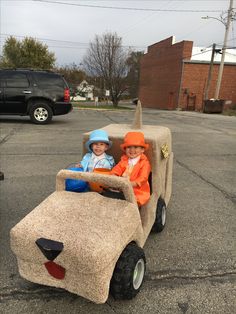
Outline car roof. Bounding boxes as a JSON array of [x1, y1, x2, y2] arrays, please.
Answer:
[[0, 69, 61, 76]]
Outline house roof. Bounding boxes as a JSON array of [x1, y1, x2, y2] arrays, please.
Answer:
[[191, 47, 236, 63]]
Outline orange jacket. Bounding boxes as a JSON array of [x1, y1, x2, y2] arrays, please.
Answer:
[[110, 153, 151, 206]]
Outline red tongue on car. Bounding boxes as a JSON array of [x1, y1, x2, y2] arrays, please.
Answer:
[[44, 261, 65, 279]]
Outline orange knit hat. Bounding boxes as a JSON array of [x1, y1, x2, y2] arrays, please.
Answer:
[[120, 132, 149, 151]]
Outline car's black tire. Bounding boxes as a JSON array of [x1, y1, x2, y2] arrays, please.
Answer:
[[110, 243, 146, 300], [29, 102, 53, 124], [152, 198, 166, 233]]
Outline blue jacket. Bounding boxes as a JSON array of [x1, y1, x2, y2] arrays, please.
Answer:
[[80, 153, 115, 172]]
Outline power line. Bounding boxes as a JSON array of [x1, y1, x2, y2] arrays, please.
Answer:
[[190, 48, 213, 58], [2, 0, 231, 1], [0, 33, 146, 50], [121, 0, 183, 37], [33, 0, 223, 13], [29, 0, 232, 2], [2, 32, 236, 51], [0, 33, 89, 46], [215, 36, 236, 46]]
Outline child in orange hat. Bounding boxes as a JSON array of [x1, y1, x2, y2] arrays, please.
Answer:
[[110, 131, 151, 206]]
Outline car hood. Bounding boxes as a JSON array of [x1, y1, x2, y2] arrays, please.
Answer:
[[11, 191, 142, 273]]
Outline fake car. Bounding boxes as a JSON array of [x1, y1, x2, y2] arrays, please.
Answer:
[[10, 102, 173, 304]]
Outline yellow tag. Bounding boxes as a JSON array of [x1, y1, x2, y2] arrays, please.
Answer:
[[161, 144, 169, 159]]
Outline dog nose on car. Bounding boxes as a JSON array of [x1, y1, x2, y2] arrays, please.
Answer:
[[35, 238, 64, 261]]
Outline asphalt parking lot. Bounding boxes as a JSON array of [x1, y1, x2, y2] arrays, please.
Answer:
[[0, 108, 236, 314]]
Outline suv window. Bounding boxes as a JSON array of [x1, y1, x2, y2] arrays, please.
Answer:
[[33, 72, 65, 88], [4, 73, 30, 88]]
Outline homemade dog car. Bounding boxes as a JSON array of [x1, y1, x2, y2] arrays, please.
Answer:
[[10, 102, 173, 304]]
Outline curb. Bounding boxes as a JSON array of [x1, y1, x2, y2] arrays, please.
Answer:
[[73, 107, 134, 111]]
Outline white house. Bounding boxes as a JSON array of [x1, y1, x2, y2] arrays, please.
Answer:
[[73, 80, 94, 101]]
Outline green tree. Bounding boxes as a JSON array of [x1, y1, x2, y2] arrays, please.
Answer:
[[126, 51, 144, 99], [83, 32, 129, 107], [0, 36, 55, 69]]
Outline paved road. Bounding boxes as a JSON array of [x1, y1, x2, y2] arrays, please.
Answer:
[[0, 109, 236, 314]]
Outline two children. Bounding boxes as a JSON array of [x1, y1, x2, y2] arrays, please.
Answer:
[[77, 129, 151, 206]]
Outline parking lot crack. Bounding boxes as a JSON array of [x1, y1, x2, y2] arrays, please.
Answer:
[[176, 159, 236, 204], [0, 129, 15, 145], [0, 125, 24, 145], [105, 301, 118, 313], [0, 286, 74, 303], [146, 269, 236, 285]]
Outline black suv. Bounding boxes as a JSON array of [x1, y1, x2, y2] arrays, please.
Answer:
[[0, 69, 72, 124]]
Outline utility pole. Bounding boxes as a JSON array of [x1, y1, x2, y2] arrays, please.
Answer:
[[214, 0, 234, 99], [204, 43, 216, 100]]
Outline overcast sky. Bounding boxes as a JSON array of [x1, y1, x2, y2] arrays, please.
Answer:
[[0, 0, 235, 66]]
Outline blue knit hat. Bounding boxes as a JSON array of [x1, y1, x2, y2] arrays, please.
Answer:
[[85, 129, 112, 152]]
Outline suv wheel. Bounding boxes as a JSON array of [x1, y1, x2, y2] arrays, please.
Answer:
[[152, 198, 166, 233], [110, 243, 146, 300], [29, 102, 53, 124]]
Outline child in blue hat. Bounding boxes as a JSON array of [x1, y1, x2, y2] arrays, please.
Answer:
[[66, 130, 114, 192], [76, 129, 115, 171]]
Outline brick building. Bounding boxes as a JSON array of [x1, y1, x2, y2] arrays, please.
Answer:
[[139, 36, 236, 111]]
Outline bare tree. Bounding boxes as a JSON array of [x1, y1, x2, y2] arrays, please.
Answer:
[[83, 33, 129, 106], [126, 51, 144, 99]]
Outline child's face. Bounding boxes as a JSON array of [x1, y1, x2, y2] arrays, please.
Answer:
[[125, 146, 145, 159], [91, 142, 109, 156]]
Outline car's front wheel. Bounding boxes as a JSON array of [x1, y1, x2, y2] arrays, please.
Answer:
[[110, 243, 146, 300], [29, 102, 53, 124]]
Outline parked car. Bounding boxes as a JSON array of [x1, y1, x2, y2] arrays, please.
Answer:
[[10, 103, 173, 303], [0, 69, 72, 124]]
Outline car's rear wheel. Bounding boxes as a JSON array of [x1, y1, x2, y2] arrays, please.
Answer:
[[110, 243, 146, 300], [152, 198, 166, 233], [29, 102, 53, 124]]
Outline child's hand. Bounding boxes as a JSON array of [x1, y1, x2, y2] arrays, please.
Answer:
[[131, 181, 138, 187]]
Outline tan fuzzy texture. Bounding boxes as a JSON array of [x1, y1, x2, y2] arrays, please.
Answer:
[[10, 104, 173, 304], [11, 191, 143, 303], [56, 170, 137, 205], [131, 100, 142, 129]]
